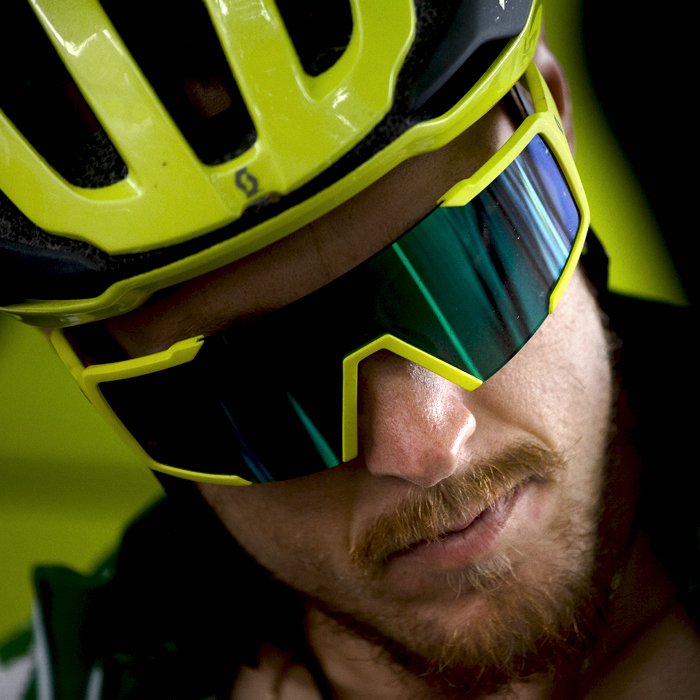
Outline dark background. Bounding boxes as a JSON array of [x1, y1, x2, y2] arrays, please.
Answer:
[[582, 2, 695, 305]]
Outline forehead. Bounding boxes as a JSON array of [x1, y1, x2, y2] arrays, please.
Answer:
[[103, 104, 513, 358]]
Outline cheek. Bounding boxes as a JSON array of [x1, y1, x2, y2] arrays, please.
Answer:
[[474, 272, 613, 456], [548, 274, 614, 446], [197, 475, 357, 590]]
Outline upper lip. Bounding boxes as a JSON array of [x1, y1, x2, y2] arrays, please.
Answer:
[[388, 510, 482, 561], [402, 477, 530, 551], [437, 511, 483, 539]]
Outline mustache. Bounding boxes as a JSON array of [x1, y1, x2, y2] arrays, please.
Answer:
[[350, 442, 567, 577]]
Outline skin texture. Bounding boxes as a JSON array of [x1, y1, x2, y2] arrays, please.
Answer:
[[85, 42, 700, 699]]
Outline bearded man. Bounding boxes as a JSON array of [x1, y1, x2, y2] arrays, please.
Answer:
[[1, 0, 698, 698]]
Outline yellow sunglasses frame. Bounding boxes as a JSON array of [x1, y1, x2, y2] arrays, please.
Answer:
[[341, 61, 589, 463], [50, 60, 589, 486]]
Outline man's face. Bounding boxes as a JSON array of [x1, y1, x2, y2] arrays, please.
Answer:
[[102, 97, 614, 693]]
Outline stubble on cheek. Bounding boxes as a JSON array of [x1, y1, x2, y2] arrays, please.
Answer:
[[306, 446, 608, 700]]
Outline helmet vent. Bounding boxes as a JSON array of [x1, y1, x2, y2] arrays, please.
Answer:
[[0, 3, 128, 189], [99, 0, 257, 166], [275, 0, 353, 77]]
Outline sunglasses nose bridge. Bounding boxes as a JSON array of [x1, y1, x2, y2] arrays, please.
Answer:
[[341, 333, 481, 465], [350, 347, 477, 488]]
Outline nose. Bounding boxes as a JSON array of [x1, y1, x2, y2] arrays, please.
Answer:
[[357, 351, 476, 488]]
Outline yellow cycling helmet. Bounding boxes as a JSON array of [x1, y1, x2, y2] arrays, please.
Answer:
[[0, 0, 541, 328]]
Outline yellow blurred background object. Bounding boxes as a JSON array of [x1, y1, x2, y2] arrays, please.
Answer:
[[0, 318, 163, 640]]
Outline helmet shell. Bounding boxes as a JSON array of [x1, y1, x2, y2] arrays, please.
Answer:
[[0, 0, 541, 326]]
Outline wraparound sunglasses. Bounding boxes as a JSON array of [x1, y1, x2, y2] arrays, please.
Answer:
[[52, 62, 589, 485]]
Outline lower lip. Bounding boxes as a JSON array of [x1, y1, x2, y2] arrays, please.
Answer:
[[390, 482, 528, 569]]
